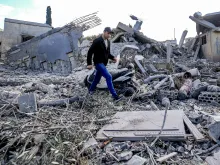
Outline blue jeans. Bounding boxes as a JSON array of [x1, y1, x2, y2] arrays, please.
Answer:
[[89, 63, 118, 98]]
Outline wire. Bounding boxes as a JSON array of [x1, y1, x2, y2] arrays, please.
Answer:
[[150, 103, 169, 147]]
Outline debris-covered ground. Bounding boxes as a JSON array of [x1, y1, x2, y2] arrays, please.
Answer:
[[1, 15, 220, 165]]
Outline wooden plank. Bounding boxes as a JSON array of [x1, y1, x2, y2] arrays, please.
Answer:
[[157, 152, 177, 163], [183, 115, 205, 142]]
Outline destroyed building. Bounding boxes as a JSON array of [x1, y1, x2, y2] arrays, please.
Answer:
[[2, 12, 220, 165], [0, 18, 52, 59], [190, 11, 220, 62], [3, 13, 101, 74]]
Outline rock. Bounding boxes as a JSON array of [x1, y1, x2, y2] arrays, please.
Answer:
[[206, 150, 220, 165], [83, 137, 98, 150], [149, 54, 159, 61], [188, 112, 203, 124], [207, 85, 220, 92], [208, 121, 220, 143], [81, 47, 90, 56], [117, 151, 133, 161], [111, 43, 135, 57], [128, 63, 134, 69], [125, 155, 147, 165], [134, 55, 144, 61], [177, 146, 185, 153], [18, 93, 37, 113], [113, 142, 131, 152], [120, 45, 139, 67], [80, 40, 90, 47], [34, 134, 45, 144]]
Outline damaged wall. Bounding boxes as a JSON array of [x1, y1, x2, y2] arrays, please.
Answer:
[[7, 27, 83, 74], [200, 30, 220, 61], [1, 18, 52, 59]]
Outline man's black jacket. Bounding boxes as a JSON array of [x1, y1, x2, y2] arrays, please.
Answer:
[[87, 36, 114, 66]]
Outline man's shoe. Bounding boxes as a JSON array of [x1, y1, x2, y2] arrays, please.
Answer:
[[113, 95, 123, 102], [88, 91, 95, 95]]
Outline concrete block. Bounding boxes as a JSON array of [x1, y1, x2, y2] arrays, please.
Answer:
[[117, 22, 134, 34], [18, 93, 37, 113]]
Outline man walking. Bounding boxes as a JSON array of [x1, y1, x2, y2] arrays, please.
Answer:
[[87, 27, 121, 101]]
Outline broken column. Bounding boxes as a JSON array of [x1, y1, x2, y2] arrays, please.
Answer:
[[179, 30, 188, 48], [134, 55, 147, 76], [166, 44, 172, 64]]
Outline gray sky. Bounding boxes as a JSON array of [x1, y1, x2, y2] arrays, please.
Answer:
[[0, 0, 219, 42]]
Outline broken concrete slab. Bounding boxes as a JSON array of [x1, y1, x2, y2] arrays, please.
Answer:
[[18, 93, 37, 113], [111, 32, 125, 43], [179, 30, 188, 48], [83, 137, 98, 150], [117, 22, 134, 34], [96, 110, 186, 141], [120, 45, 139, 68], [183, 115, 205, 142], [206, 150, 220, 165], [208, 122, 220, 143], [189, 15, 216, 29]]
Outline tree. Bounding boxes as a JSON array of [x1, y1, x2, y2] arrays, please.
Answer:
[[46, 6, 52, 26]]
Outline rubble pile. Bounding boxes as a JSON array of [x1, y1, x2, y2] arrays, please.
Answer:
[[1, 14, 220, 165]]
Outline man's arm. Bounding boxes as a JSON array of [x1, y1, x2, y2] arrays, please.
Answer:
[[87, 40, 96, 66]]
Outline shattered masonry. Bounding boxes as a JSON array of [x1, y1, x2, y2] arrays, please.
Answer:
[[1, 12, 220, 165]]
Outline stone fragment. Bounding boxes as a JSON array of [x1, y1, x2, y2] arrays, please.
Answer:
[[80, 40, 90, 47], [188, 112, 203, 124], [206, 150, 220, 165], [125, 155, 147, 165], [208, 121, 220, 143], [116, 151, 133, 161], [177, 146, 185, 153], [18, 93, 37, 113]]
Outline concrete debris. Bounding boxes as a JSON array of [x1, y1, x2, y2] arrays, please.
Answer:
[[1, 12, 220, 165], [125, 155, 147, 165], [18, 93, 37, 113], [179, 30, 188, 48], [206, 150, 220, 165], [157, 152, 177, 163], [116, 151, 133, 161], [208, 122, 220, 143], [83, 137, 98, 150]]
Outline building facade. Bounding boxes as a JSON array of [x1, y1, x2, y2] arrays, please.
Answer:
[[0, 18, 52, 59]]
